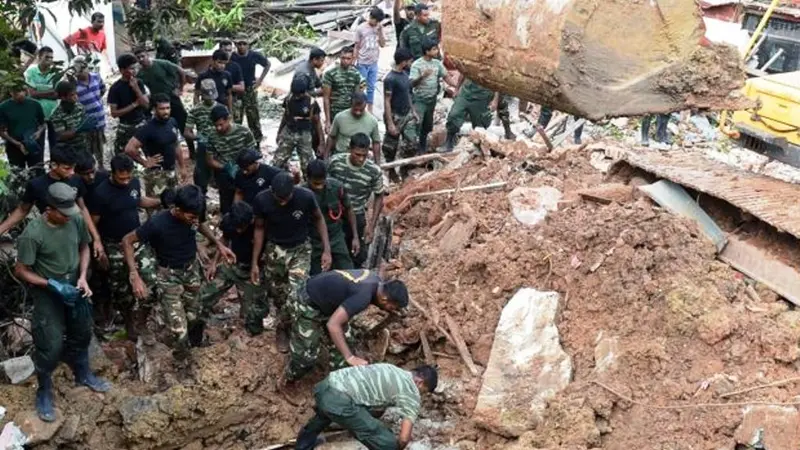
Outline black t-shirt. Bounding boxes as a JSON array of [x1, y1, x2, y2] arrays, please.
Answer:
[[81, 170, 110, 213], [283, 94, 318, 132], [221, 220, 254, 266], [252, 186, 319, 248], [134, 118, 180, 170], [195, 69, 233, 105], [91, 177, 142, 242], [225, 61, 244, 94], [395, 18, 410, 41], [108, 78, 148, 124], [231, 51, 270, 88], [136, 210, 196, 268], [306, 269, 380, 317], [384, 70, 412, 116], [22, 173, 85, 213], [234, 163, 281, 205]]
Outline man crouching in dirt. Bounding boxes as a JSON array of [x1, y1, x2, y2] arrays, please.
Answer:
[[295, 363, 438, 450], [15, 182, 111, 422], [122, 185, 235, 362], [280, 270, 408, 393]]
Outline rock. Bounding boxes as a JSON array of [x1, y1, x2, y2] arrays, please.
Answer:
[[1, 356, 35, 384], [697, 308, 734, 345], [508, 187, 562, 227], [5, 318, 32, 354], [0, 422, 27, 450], [473, 288, 573, 437], [136, 334, 175, 383], [0, 405, 5, 421], [593, 334, 619, 374], [181, 440, 204, 450], [734, 405, 800, 450], [16, 408, 65, 445], [470, 334, 494, 367], [55, 414, 80, 443], [577, 183, 634, 205]]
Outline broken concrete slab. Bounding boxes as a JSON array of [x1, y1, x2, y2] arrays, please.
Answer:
[[577, 183, 634, 205], [16, 408, 64, 445], [1, 356, 34, 385], [719, 236, 800, 307], [508, 187, 562, 227], [0, 422, 27, 450], [734, 405, 800, 450], [473, 288, 573, 437]]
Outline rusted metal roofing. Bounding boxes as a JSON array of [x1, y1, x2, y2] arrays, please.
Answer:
[[620, 149, 800, 239]]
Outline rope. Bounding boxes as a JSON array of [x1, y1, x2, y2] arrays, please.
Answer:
[[719, 377, 800, 399]]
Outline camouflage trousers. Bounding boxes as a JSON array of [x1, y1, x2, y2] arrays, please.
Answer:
[[154, 261, 202, 349], [382, 112, 419, 179], [232, 96, 244, 126], [264, 240, 311, 328], [143, 169, 178, 198], [497, 95, 511, 127], [114, 121, 144, 154], [285, 286, 354, 381], [86, 129, 107, 168], [106, 240, 157, 312], [199, 263, 269, 335], [273, 129, 313, 176], [238, 87, 263, 142]]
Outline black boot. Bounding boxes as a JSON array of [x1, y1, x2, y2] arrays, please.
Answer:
[[35, 371, 56, 422], [70, 351, 112, 393], [188, 321, 206, 347], [503, 123, 517, 140], [438, 132, 458, 153]]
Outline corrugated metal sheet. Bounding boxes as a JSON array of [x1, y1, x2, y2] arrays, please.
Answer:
[[620, 149, 800, 239]]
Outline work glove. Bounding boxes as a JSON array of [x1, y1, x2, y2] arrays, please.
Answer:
[[75, 116, 99, 133], [223, 160, 238, 180], [22, 134, 42, 155], [47, 279, 80, 306]]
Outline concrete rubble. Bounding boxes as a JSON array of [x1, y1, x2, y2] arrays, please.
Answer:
[[507, 187, 562, 227], [0, 356, 34, 384], [734, 406, 800, 450]]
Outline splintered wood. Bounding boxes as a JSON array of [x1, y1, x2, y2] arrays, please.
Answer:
[[429, 203, 478, 254]]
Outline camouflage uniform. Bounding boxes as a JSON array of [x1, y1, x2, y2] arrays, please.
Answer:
[[322, 65, 365, 122], [86, 130, 106, 168], [263, 241, 312, 328], [305, 178, 354, 275], [273, 94, 318, 175], [186, 100, 220, 191], [445, 79, 505, 134], [399, 19, 442, 60], [209, 124, 257, 214], [240, 87, 263, 142], [105, 241, 157, 312], [273, 129, 314, 174], [114, 121, 144, 154], [199, 263, 268, 335], [232, 96, 244, 124], [382, 112, 419, 178], [154, 262, 203, 349], [50, 102, 89, 156], [285, 285, 355, 380], [142, 169, 178, 198]]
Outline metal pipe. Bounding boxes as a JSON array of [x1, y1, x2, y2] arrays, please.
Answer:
[[759, 47, 784, 71]]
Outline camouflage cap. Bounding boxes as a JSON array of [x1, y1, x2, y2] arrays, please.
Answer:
[[199, 78, 218, 100], [46, 182, 81, 217]]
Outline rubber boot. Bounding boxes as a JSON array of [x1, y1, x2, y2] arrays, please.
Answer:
[[188, 321, 206, 348], [437, 132, 458, 153], [641, 116, 651, 147], [655, 114, 670, 144], [71, 352, 112, 393], [503, 123, 517, 140], [35, 372, 57, 422], [276, 322, 290, 353]]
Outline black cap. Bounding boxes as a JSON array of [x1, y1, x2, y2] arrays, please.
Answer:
[[236, 148, 261, 168], [271, 171, 295, 199]]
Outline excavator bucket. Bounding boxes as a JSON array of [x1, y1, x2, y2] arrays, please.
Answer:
[[443, 0, 749, 120]]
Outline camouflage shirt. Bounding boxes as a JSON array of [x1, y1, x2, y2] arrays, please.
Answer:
[[50, 101, 88, 152], [186, 100, 219, 139], [326, 364, 421, 422], [328, 153, 385, 214], [304, 177, 351, 239], [209, 123, 257, 164], [399, 19, 442, 60], [322, 65, 365, 116]]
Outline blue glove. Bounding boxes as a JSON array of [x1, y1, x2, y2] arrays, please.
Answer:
[[22, 135, 42, 155], [75, 116, 99, 133], [223, 161, 238, 179], [47, 279, 79, 306]]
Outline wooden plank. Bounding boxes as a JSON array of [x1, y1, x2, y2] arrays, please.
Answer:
[[420, 330, 434, 365], [444, 313, 479, 376], [409, 181, 507, 201], [718, 236, 800, 307]]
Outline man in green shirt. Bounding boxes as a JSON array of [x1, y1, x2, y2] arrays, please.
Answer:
[[184, 79, 221, 193], [399, 3, 441, 60], [0, 86, 46, 170], [325, 92, 381, 161], [135, 46, 189, 142], [322, 46, 365, 133], [304, 159, 357, 275], [51, 81, 90, 156], [208, 104, 257, 214], [295, 364, 438, 450], [15, 182, 111, 423], [410, 39, 447, 154], [441, 78, 515, 151], [24, 46, 59, 151], [328, 133, 385, 268]]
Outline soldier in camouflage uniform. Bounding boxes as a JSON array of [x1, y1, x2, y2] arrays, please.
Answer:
[[199, 201, 268, 335], [184, 79, 221, 193], [208, 104, 257, 214], [304, 160, 356, 275], [274, 75, 323, 178], [231, 38, 270, 143], [440, 78, 515, 152], [399, 4, 441, 60], [123, 185, 235, 358], [382, 48, 418, 181], [251, 172, 331, 351], [89, 154, 161, 339], [328, 133, 386, 268], [51, 81, 91, 158], [108, 53, 148, 155], [322, 46, 365, 133], [282, 270, 408, 385]]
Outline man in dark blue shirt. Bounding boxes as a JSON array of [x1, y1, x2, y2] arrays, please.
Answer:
[[89, 154, 161, 338], [75, 152, 109, 213], [122, 185, 235, 356], [124, 93, 185, 198], [195, 50, 234, 113], [233, 148, 281, 206], [231, 39, 270, 142], [250, 172, 330, 351], [219, 40, 247, 126], [108, 53, 149, 154]]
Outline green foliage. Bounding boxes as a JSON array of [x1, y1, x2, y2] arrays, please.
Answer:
[[182, 0, 247, 34], [126, 2, 188, 43], [258, 19, 317, 61]]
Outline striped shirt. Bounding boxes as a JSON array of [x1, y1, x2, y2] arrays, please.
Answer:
[[322, 65, 365, 116], [209, 123, 257, 164], [76, 73, 106, 130], [50, 102, 88, 152], [328, 153, 385, 214], [326, 364, 421, 421], [186, 100, 219, 138]]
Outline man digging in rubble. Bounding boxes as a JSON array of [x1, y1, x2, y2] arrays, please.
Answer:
[[234, 148, 281, 206], [294, 363, 438, 450], [122, 185, 235, 361], [15, 182, 111, 422], [304, 159, 358, 275], [250, 172, 332, 352], [281, 269, 409, 391], [274, 74, 323, 176], [184, 79, 221, 194], [323, 46, 365, 135], [208, 104, 258, 214], [328, 133, 385, 268], [382, 48, 418, 182]]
